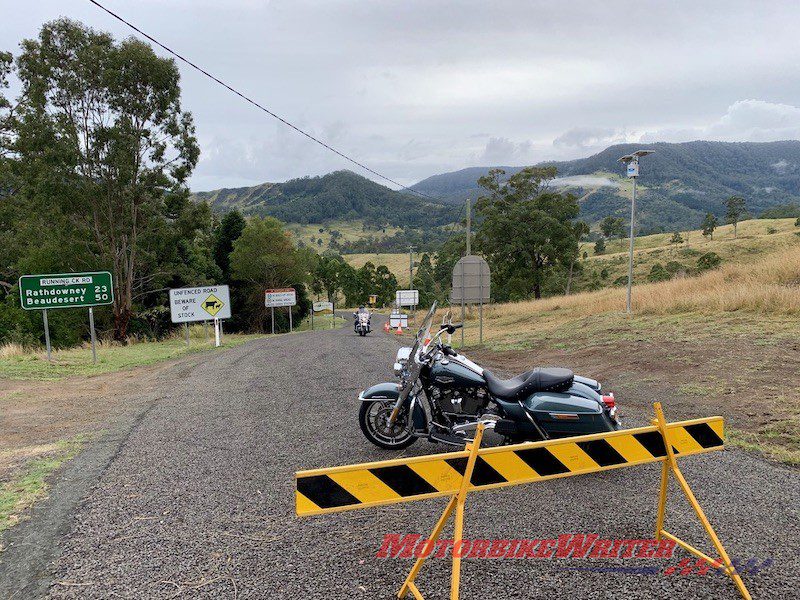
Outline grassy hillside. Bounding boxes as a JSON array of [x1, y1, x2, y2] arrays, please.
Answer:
[[577, 217, 800, 291], [411, 140, 800, 231], [343, 252, 410, 280], [192, 170, 456, 230], [285, 220, 403, 251]]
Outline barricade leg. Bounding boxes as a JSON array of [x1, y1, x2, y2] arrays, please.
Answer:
[[397, 424, 485, 600], [652, 402, 751, 600]]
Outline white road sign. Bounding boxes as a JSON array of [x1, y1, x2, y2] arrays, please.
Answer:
[[396, 289, 419, 307], [312, 301, 334, 312], [389, 313, 409, 328], [169, 285, 231, 323], [265, 288, 297, 307]]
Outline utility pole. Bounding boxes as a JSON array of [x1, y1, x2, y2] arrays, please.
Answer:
[[408, 245, 416, 289], [462, 198, 471, 346], [465, 197, 471, 256]]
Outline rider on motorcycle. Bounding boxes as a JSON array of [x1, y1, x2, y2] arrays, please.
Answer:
[[353, 305, 371, 335]]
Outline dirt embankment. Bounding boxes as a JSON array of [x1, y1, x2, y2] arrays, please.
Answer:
[[469, 329, 800, 463]]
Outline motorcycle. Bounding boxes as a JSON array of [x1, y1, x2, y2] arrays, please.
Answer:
[[354, 310, 371, 336], [358, 302, 621, 449]]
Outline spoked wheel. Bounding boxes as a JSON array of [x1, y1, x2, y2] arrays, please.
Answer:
[[359, 400, 417, 449]]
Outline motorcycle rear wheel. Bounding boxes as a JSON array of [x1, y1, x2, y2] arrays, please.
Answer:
[[359, 400, 417, 449]]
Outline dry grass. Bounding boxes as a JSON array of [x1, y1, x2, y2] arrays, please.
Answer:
[[0, 343, 28, 359], [446, 244, 800, 346], [344, 252, 410, 280]]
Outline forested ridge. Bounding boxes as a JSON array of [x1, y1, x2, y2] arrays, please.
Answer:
[[192, 170, 457, 229], [411, 140, 800, 231]]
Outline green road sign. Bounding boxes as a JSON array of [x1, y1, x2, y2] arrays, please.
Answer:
[[18, 271, 114, 311]]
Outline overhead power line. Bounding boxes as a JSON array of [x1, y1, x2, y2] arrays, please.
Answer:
[[87, 0, 438, 200]]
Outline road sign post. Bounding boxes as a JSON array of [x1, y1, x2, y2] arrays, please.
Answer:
[[19, 271, 114, 364], [169, 285, 231, 348], [42, 309, 52, 362], [88, 307, 97, 365], [265, 288, 297, 334], [450, 256, 490, 347]]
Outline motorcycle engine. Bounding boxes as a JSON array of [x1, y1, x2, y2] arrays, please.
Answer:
[[429, 386, 489, 417]]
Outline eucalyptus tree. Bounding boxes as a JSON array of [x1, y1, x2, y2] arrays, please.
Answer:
[[475, 166, 580, 300], [14, 19, 200, 340]]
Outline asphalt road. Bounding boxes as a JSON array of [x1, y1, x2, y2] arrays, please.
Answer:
[[2, 315, 798, 598]]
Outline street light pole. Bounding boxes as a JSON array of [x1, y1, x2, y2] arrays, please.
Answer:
[[626, 175, 637, 314], [618, 150, 655, 314]]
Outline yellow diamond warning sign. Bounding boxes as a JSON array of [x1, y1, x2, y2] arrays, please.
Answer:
[[201, 294, 224, 316]]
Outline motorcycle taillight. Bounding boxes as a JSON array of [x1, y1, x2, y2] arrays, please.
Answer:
[[602, 393, 616, 409]]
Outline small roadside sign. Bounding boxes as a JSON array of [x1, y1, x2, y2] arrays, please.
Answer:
[[389, 313, 408, 328], [368, 294, 377, 305], [19, 271, 114, 310], [265, 288, 297, 307], [312, 301, 334, 312], [396, 289, 418, 307], [265, 288, 297, 334], [169, 285, 231, 323]]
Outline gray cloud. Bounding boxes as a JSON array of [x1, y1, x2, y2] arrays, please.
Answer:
[[5, 1, 800, 190]]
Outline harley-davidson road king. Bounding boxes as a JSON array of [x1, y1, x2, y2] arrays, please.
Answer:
[[358, 302, 621, 449]]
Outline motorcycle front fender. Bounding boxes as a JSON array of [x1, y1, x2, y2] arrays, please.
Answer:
[[358, 382, 427, 430]]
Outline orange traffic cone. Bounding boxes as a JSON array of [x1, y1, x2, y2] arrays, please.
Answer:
[[395, 324, 403, 335], [383, 321, 391, 332]]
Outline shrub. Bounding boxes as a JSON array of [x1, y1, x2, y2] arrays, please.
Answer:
[[594, 238, 606, 255], [600, 268, 609, 280], [647, 263, 671, 283], [665, 261, 686, 274], [697, 252, 722, 271], [613, 275, 628, 287], [796, 217, 800, 227], [767, 227, 778, 234]]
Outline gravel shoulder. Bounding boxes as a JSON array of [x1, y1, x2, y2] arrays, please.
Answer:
[[2, 316, 797, 598]]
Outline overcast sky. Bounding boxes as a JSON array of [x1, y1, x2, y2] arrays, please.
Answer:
[[4, 1, 800, 191]]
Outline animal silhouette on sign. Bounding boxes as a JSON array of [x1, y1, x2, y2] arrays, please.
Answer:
[[204, 299, 221, 311]]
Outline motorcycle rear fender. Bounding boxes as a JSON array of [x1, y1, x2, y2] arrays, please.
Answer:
[[573, 375, 601, 393], [358, 382, 427, 430]]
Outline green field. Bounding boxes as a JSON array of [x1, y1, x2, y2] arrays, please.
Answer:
[[579, 217, 800, 288], [0, 327, 263, 381], [285, 220, 403, 251], [0, 436, 85, 536], [343, 252, 410, 280]]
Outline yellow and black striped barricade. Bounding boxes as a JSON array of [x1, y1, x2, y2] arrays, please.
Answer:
[[295, 403, 751, 600]]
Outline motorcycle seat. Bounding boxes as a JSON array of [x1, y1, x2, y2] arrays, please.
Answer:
[[483, 367, 574, 401]]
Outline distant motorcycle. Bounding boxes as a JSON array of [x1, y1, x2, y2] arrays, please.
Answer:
[[358, 302, 621, 449], [354, 307, 371, 336]]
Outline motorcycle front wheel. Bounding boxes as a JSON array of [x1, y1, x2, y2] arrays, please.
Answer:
[[359, 400, 417, 449]]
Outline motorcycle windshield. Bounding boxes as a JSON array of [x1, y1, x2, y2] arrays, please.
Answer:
[[397, 301, 437, 403]]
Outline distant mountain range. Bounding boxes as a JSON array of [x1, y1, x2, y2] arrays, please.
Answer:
[[411, 140, 800, 232], [192, 141, 800, 235], [191, 170, 456, 229]]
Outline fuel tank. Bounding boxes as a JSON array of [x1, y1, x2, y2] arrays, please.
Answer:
[[428, 359, 486, 389]]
